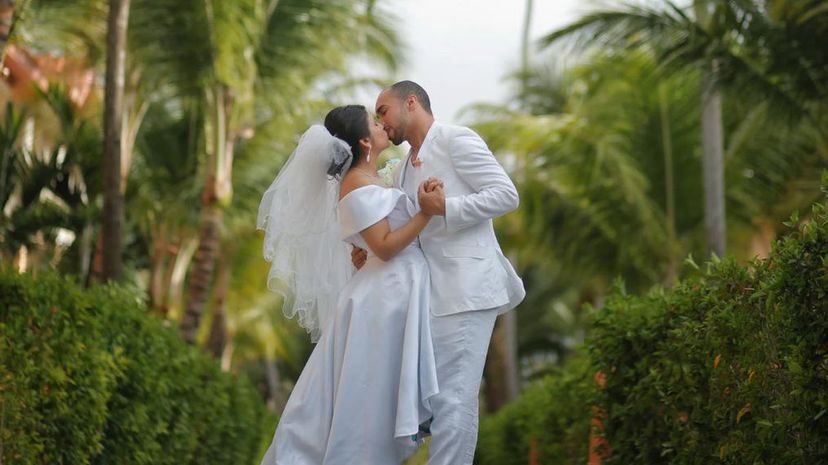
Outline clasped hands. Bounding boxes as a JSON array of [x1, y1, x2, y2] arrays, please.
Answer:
[[350, 177, 445, 269], [418, 177, 445, 217]]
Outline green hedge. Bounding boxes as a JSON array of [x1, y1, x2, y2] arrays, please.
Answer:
[[0, 270, 275, 465], [477, 201, 828, 464]]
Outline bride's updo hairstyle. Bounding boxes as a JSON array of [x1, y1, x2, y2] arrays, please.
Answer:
[[324, 105, 370, 175]]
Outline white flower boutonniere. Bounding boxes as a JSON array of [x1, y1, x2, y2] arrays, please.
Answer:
[[377, 158, 401, 187]]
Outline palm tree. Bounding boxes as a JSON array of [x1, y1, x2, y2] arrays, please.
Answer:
[[518, 0, 534, 106], [128, 100, 202, 316], [484, 0, 536, 413], [471, 3, 828, 377], [101, 0, 130, 282], [541, 0, 828, 257], [468, 51, 717, 377], [15, 0, 147, 283], [477, 51, 692, 285], [542, 1, 725, 256], [215, 230, 314, 407], [125, 0, 400, 343], [694, 2, 726, 257], [0, 86, 103, 274]]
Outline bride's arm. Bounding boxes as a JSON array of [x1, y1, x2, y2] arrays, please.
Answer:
[[340, 175, 439, 262], [359, 210, 431, 261]]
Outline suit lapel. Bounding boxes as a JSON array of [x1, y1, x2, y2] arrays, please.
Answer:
[[417, 122, 439, 168], [398, 149, 412, 190], [400, 122, 441, 215]]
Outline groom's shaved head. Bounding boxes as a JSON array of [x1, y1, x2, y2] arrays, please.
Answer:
[[388, 80, 432, 115]]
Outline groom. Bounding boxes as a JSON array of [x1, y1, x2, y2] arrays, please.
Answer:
[[353, 80, 525, 464]]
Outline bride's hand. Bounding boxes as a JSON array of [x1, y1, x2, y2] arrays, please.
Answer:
[[351, 246, 367, 269]]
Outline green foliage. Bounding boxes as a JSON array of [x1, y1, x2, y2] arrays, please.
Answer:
[[0, 269, 117, 464], [542, 0, 828, 118], [476, 0, 828, 383], [590, 201, 828, 463], [476, 356, 594, 465], [0, 92, 103, 268], [476, 196, 828, 464], [0, 270, 271, 465]]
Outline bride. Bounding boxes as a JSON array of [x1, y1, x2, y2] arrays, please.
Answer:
[[257, 105, 440, 464]]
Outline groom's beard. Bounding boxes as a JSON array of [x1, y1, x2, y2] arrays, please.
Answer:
[[386, 121, 407, 146], [385, 128, 404, 146], [389, 127, 406, 146]]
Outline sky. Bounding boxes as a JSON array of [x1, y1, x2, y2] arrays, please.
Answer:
[[382, 0, 586, 124]]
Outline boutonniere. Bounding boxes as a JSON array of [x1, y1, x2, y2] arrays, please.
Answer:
[[377, 158, 401, 186]]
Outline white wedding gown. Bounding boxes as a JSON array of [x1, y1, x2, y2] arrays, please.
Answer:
[[261, 185, 439, 465]]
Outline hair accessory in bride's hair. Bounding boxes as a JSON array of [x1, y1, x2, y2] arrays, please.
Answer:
[[326, 136, 353, 179]]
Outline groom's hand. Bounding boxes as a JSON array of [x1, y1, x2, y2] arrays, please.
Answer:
[[418, 181, 446, 216], [423, 177, 444, 192], [351, 246, 367, 269]]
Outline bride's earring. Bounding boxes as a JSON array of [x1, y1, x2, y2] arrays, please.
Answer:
[[366, 146, 372, 163]]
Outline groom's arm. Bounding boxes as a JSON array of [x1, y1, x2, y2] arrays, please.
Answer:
[[442, 127, 519, 233]]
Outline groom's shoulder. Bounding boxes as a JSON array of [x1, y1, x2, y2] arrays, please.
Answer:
[[433, 122, 480, 141]]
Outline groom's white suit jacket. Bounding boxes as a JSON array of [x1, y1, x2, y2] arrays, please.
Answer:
[[392, 122, 525, 316]]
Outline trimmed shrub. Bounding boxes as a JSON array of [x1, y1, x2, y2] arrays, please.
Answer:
[[0, 271, 118, 464], [476, 201, 828, 464], [0, 270, 271, 465], [591, 204, 828, 464]]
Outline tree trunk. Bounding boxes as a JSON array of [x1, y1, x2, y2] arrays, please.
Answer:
[[78, 223, 94, 284], [503, 310, 520, 394], [13, 243, 26, 272], [206, 297, 226, 359], [89, 230, 105, 285], [118, 67, 148, 194], [148, 232, 190, 316], [519, 0, 534, 106], [483, 4, 533, 411], [207, 245, 232, 359], [168, 236, 198, 320], [181, 85, 235, 344], [659, 83, 678, 286], [701, 65, 726, 257], [148, 226, 168, 311], [220, 340, 234, 372], [181, 201, 222, 344], [155, 239, 178, 317], [101, 0, 130, 282], [693, 2, 727, 258], [120, 68, 146, 189], [484, 311, 520, 413]]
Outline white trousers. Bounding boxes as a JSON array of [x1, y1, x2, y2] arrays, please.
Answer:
[[425, 307, 499, 465]]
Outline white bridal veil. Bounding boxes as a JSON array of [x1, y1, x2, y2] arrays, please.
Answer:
[[256, 125, 355, 342]]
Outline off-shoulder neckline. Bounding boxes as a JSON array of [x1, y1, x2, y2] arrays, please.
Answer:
[[338, 184, 402, 204]]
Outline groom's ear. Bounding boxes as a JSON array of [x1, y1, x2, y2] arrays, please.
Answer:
[[405, 95, 417, 112]]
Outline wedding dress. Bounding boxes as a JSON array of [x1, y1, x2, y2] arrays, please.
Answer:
[[261, 184, 439, 465]]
